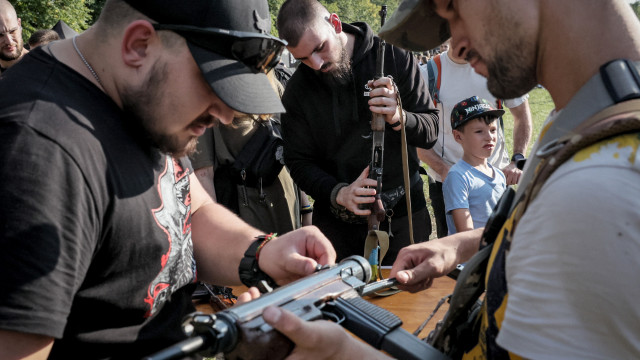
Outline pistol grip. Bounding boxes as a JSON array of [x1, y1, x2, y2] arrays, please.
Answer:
[[329, 295, 450, 360]]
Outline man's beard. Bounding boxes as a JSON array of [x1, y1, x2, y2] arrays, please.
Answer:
[[486, 51, 537, 99], [0, 37, 23, 61], [482, 19, 537, 99], [121, 61, 216, 158], [319, 41, 352, 87]]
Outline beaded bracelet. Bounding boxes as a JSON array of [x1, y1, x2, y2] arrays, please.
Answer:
[[255, 233, 277, 261]]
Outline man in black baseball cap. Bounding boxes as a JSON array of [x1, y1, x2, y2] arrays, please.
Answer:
[[124, 0, 286, 115], [0, 0, 336, 358]]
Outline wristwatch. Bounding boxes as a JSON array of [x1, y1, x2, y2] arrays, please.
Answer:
[[511, 152, 526, 170], [238, 235, 278, 291], [511, 153, 525, 163]]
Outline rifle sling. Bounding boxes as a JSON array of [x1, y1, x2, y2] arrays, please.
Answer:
[[363, 230, 401, 296], [396, 82, 414, 245]]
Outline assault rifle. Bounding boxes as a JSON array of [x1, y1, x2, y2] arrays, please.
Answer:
[[367, 5, 388, 233], [144, 256, 449, 360]]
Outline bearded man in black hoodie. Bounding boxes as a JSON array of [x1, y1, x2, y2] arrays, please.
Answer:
[[277, 0, 439, 265]]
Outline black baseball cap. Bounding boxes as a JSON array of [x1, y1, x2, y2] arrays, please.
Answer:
[[124, 0, 286, 114], [450, 96, 504, 130]]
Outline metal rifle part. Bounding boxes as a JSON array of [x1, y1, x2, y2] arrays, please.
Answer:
[[144, 256, 370, 360], [367, 5, 389, 232], [361, 277, 399, 296], [144, 255, 449, 360]]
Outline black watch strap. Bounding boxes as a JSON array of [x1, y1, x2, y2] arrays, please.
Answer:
[[511, 152, 525, 163], [238, 235, 278, 291]]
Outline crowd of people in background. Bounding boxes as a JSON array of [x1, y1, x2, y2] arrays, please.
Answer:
[[1, 0, 639, 358], [0, 0, 527, 250]]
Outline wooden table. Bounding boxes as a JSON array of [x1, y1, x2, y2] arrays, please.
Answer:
[[367, 273, 455, 337], [195, 270, 456, 339]]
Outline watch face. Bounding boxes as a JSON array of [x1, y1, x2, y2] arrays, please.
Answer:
[[512, 153, 525, 162]]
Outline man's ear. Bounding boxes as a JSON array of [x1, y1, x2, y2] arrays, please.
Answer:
[[329, 13, 342, 33], [121, 20, 157, 68]]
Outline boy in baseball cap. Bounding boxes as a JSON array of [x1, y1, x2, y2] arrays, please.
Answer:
[[443, 96, 507, 235]]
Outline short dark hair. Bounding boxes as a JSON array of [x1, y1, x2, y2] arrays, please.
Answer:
[[277, 0, 329, 47], [95, 0, 181, 49], [28, 29, 60, 48], [454, 115, 498, 131]]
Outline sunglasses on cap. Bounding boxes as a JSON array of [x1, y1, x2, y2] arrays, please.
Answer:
[[152, 24, 287, 74]]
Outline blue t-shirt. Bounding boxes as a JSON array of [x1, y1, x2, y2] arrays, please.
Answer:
[[443, 160, 506, 235]]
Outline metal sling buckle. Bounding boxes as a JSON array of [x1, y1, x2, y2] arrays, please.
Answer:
[[535, 138, 567, 158]]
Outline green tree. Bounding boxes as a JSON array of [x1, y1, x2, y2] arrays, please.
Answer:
[[631, 1, 640, 19], [326, 0, 399, 31], [12, 0, 96, 43], [87, 0, 106, 25], [268, 0, 286, 35], [14, 0, 403, 44], [268, 0, 400, 36]]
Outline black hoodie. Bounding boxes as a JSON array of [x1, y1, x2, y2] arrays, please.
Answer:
[[282, 22, 438, 217]]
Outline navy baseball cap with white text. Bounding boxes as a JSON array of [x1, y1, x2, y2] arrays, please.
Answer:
[[451, 96, 504, 130]]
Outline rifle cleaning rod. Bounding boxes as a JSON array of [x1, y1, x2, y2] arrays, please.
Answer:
[[361, 278, 399, 296]]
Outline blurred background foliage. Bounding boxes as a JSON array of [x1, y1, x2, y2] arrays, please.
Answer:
[[12, 0, 400, 43], [13, 0, 640, 43]]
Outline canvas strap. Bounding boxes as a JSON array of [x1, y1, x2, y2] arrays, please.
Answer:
[[512, 59, 640, 211], [396, 81, 415, 246], [514, 100, 640, 226]]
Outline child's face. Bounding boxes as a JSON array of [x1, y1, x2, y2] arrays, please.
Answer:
[[454, 118, 498, 161]]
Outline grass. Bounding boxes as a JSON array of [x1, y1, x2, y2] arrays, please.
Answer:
[[502, 87, 555, 157], [423, 87, 555, 239]]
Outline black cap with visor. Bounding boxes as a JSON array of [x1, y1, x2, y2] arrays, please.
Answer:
[[124, 0, 286, 115]]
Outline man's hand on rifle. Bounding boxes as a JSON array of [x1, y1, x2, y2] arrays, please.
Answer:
[[336, 166, 378, 215], [262, 306, 392, 360], [258, 226, 337, 285], [389, 228, 484, 293], [367, 77, 404, 129]]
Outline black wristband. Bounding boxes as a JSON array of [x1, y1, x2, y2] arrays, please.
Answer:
[[238, 235, 278, 291], [389, 120, 402, 128]]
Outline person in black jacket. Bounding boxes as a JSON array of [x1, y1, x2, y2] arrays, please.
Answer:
[[277, 0, 439, 265]]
